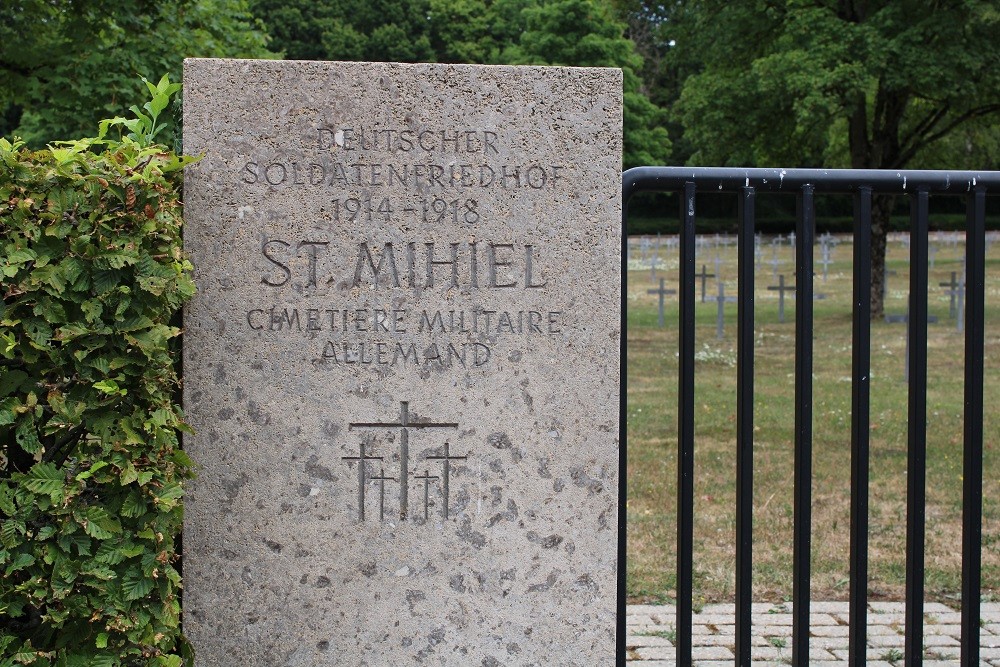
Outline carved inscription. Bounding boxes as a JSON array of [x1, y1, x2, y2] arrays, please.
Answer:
[[343, 402, 466, 522], [242, 161, 563, 191], [237, 125, 567, 369], [318, 127, 501, 153], [259, 241, 548, 290], [241, 127, 564, 195]]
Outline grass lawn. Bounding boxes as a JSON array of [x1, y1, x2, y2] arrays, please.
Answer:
[[626, 233, 1000, 606]]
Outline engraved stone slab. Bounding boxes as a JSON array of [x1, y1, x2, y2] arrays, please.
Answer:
[[182, 59, 621, 666]]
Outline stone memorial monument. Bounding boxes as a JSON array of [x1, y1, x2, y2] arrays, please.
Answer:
[[182, 59, 622, 665]]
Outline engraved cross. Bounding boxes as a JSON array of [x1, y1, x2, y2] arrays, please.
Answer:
[[349, 401, 457, 520], [413, 470, 440, 520], [368, 467, 397, 522], [341, 443, 383, 521], [426, 441, 468, 519]]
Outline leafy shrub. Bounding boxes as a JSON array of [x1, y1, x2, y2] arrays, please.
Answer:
[[1, 77, 196, 666]]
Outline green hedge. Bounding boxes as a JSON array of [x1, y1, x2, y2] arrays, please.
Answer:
[[1, 78, 196, 666]]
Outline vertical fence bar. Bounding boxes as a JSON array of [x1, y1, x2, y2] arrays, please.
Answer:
[[735, 187, 756, 667], [961, 187, 986, 666], [905, 189, 930, 667], [677, 182, 697, 666], [793, 185, 816, 666], [849, 187, 872, 667]]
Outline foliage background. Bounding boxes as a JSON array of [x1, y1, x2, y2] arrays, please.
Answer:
[[0, 0, 273, 147]]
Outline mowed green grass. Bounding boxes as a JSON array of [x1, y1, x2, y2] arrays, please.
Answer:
[[626, 235, 1000, 605]]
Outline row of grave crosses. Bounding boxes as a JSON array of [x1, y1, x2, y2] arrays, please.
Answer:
[[342, 401, 468, 522], [632, 232, 842, 283], [647, 271, 826, 335], [632, 231, 1000, 270]]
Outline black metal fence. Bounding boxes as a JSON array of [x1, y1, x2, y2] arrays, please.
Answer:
[[619, 167, 999, 666]]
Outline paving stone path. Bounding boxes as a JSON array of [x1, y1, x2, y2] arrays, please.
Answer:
[[626, 601, 1000, 665]]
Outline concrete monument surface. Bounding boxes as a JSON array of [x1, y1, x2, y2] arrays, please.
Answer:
[[182, 58, 622, 666]]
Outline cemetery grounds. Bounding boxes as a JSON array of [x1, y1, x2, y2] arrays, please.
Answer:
[[626, 232, 1000, 606]]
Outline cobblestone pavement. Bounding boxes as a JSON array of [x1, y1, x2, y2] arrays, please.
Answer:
[[626, 601, 1000, 665]]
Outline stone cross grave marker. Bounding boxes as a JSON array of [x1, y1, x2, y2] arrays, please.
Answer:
[[939, 271, 960, 319], [182, 59, 622, 666], [715, 282, 739, 340], [695, 264, 716, 303], [767, 274, 795, 323], [647, 277, 676, 328], [819, 242, 833, 282], [649, 234, 661, 280], [938, 271, 967, 332]]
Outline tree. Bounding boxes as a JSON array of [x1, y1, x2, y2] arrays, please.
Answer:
[[251, 0, 436, 62], [612, 0, 699, 161], [670, 0, 1000, 317], [0, 0, 273, 146], [252, 0, 670, 167], [427, 0, 518, 63]]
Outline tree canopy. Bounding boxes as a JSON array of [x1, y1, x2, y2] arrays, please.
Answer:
[[0, 0, 273, 145], [251, 0, 671, 167], [670, 0, 1000, 172]]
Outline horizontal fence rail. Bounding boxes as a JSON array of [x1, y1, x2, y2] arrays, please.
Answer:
[[621, 167, 999, 667]]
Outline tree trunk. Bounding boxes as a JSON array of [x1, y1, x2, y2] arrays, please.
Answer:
[[869, 194, 894, 319], [848, 91, 899, 321]]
